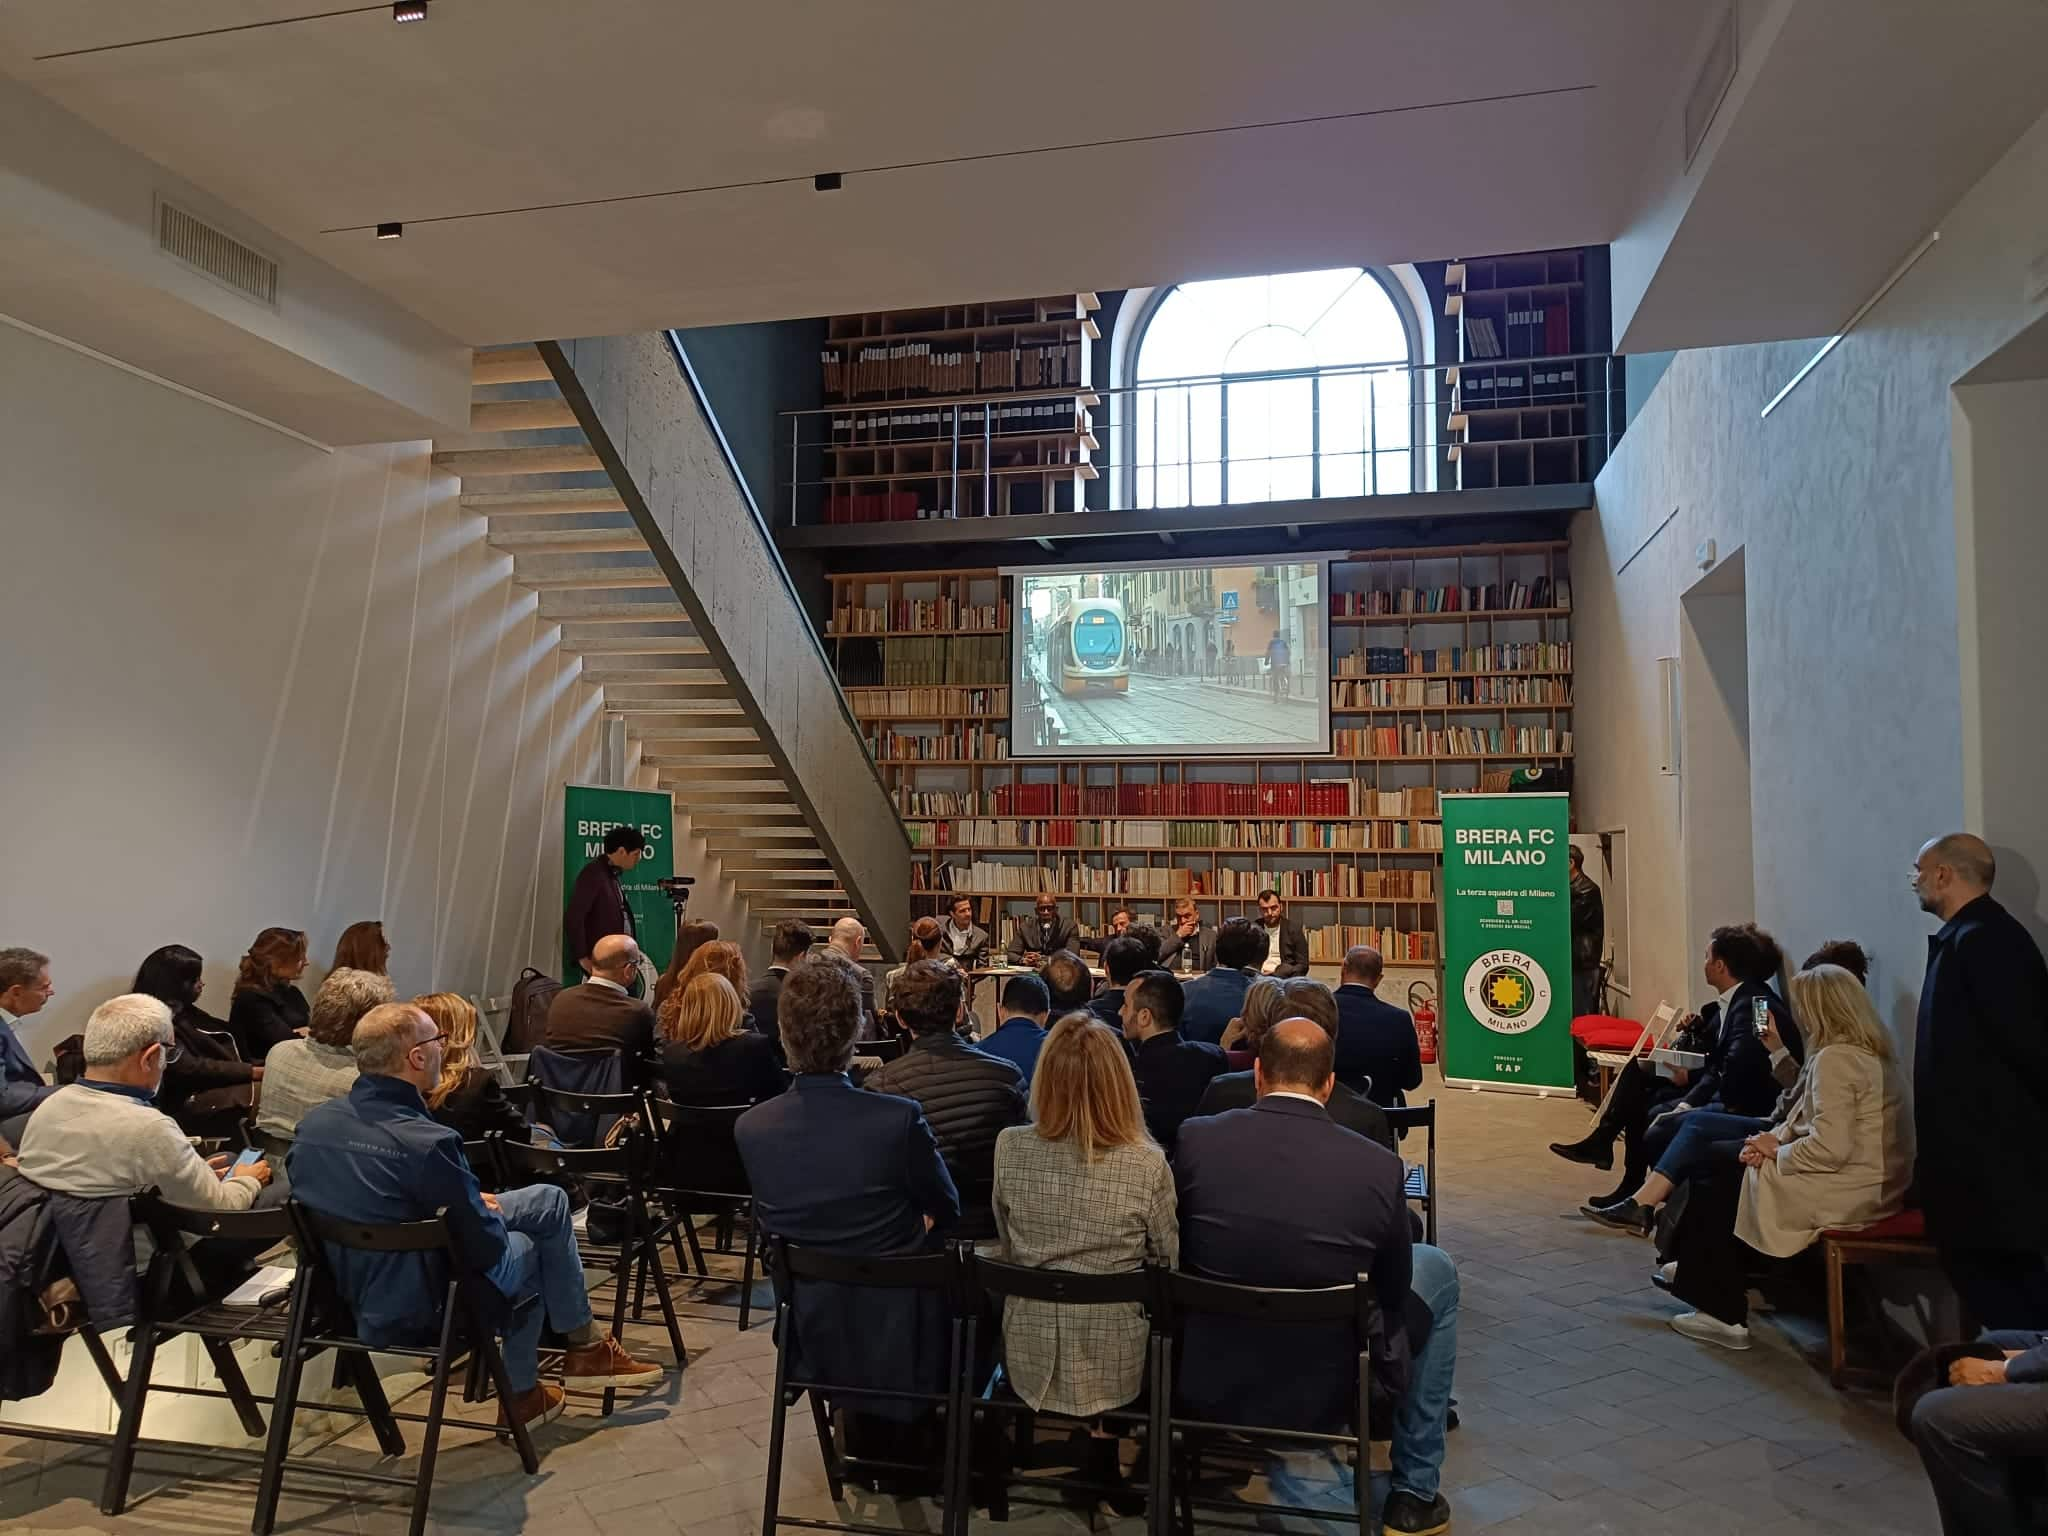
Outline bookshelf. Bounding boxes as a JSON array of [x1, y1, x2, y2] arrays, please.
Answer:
[[818, 295, 1101, 523], [1442, 249, 1594, 489], [822, 544, 1573, 970]]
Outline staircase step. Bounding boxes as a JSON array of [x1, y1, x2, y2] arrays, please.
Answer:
[[470, 397, 577, 433], [658, 772, 788, 789], [640, 747, 776, 764], [489, 526, 648, 556], [515, 563, 668, 592], [472, 346, 550, 385], [539, 593, 687, 622], [435, 445, 603, 478], [737, 883, 845, 897], [560, 621, 696, 651], [463, 489, 627, 517]]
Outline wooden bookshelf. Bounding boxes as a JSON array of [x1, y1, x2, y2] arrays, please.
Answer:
[[822, 543, 1573, 968], [1442, 249, 1596, 489], [817, 295, 1099, 523]]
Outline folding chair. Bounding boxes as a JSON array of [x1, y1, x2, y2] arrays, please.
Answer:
[[642, 1098, 764, 1330], [1159, 1271, 1377, 1536], [760, 1237, 975, 1536], [241, 1118, 295, 1162], [965, 1255, 1164, 1524], [527, 1081, 645, 1151], [1384, 1099, 1438, 1246], [255, 1203, 542, 1536], [0, 1185, 127, 1454]]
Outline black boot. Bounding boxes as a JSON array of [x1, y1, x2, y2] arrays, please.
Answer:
[[1084, 1435, 1145, 1519], [1548, 1129, 1615, 1170]]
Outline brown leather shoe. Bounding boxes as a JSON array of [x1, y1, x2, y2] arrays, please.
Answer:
[[498, 1382, 566, 1431], [562, 1335, 665, 1389]]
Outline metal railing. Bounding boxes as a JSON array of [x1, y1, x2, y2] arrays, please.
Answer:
[[776, 352, 1620, 526]]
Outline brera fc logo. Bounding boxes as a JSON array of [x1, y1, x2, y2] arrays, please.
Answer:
[[1462, 949, 1552, 1034]]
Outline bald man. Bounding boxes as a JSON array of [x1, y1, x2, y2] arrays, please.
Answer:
[[543, 933, 656, 1076], [1913, 833, 2048, 1328], [1334, 946, 1423, 1108], [828, 916, 878, 1037]]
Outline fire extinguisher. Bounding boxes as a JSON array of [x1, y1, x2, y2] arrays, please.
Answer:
[[1408, 980, 1439, 1063]]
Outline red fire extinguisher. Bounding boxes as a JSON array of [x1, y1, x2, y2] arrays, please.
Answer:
[[1408, 980, 1440, 1063]]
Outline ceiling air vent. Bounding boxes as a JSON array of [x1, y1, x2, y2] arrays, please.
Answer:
[[1683, 6, 1737, 168], [156, 199, 279, 309]]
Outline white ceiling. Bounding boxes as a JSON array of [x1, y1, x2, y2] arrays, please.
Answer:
[[0, 0, 1713, 342]]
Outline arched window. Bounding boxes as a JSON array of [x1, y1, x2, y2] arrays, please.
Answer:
[[1117, 267, 1427, 508]]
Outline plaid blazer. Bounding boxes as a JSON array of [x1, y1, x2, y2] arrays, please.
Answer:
[[991, 1126, 1177, 1417]]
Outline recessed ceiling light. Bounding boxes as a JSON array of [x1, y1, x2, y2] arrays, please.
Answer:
[[392, 1, 428, 22], [813, 172, 843, 193], [376, 222, 404, 239]]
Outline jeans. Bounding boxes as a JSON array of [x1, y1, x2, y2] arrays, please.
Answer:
[[1910, 1330, 2048, 1535], [495, 1183, 595, 1392], [1386, 1243, 1459, 1505], [1653, 1110, 1770, 1184]]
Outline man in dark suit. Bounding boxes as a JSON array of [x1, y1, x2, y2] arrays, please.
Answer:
[[1334, 946, 1424, 1107], [563, 825, 645, 977], [1007, 896, 1080, 966], [543, 935, 657, 1083], [1569, 845, 1606, 1018], [750, 920, 814, 1043], [939, 896, 991, 971], [1119, 970, 1224, 1158], [1179, 918, 1264, 1044], [1254, 889, 1311, 978], [1158, 898, 1218, 975], [1913, 833, 2048, 1328], [1087, 935, 1147, 1029], [0, 947, 59, 1146], [1077, 906, 1133, 958], [1176, 1020, 1458, 1536], [1196, 977, 1393, 1151]]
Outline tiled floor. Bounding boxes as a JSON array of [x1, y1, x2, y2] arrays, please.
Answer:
[[0, 1076, 1939, 1534]]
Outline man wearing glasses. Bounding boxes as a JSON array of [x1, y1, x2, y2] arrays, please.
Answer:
[[542, 933, 657, 1080], [0, 946, 60, 1146]]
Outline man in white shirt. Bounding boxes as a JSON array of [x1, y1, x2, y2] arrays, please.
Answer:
[[19, 993, 274, 1214], [1254, 890, 1310, 978]]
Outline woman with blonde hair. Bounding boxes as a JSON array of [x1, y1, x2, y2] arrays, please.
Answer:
[[658, 940, 753, 1036], [1664, 963, 1913, 1351], [659, 972, 784, 1105], [992, 1012, 1176, 1509], [414, 992, 529, 1142]]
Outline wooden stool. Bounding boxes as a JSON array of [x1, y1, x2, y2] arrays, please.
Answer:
[[1822, 1209, 1940, 1388]]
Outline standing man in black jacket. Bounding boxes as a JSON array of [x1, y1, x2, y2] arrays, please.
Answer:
[[1568, 845, 1605, 1018], [564, 826, 644, 978], [1913, 833, 2048, 1328]]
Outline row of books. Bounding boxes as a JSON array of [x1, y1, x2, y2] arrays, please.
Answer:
[[828, 599, 1009, 635], [1335, 643, 1573, 677], [1332, 726, 1572, 757], [906, 818, 1445, 852], [1461, 304, 1570, 360], [1209, 867, 1435, 900], [848, 686, 1009, 719], [835, 635, 1006, 688], [1332, 677, 1573, 708], [977, 781, 1441, 818], [1307, 925, 1437, 964], [928, 862, 1444, 904], [1329, 578, 1567, 615], [823, 340, 1085, 400], [867, 727, 1008, 763], [828, 402, 1082, 443], [1459, 363, 1582, 400]]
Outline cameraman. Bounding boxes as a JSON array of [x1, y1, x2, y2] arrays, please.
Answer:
[[565, 826, 644, 977]]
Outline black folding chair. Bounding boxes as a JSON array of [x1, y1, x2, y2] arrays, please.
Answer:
[[1159, 1271, 1377, 1536], [493, 1135, 688, 1410], [0, 1186, 127, 1454], [642, 1098, 764, 1330], [760, 1237, 975, 1536], [966, 1256, 1165, 1524], [1384, 1100, 1438, 1245], [527, 1080, 646, 1151], [254, 1202, 542, 1536]]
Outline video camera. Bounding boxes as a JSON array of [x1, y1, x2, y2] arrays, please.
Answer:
[[656, 874, 696, 913]]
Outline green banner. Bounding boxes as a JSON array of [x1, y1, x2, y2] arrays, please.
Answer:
[[1440, 792, 1574, 1089], [562, 784, 676, 983]]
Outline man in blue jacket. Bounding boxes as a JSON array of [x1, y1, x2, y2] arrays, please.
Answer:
[[290, 1003, 665, 1431], [0, 948, 59, 1146], [1179, 918, 1264, 1045], [1333, 946, 1424, 1107]]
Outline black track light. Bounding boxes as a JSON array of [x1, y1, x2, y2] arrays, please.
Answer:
[[376, 222, 404, 239]]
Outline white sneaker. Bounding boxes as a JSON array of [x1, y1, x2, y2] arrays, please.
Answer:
[[1651, 1260, 1677, 1290], [1669, 1310, 1749, 1350]]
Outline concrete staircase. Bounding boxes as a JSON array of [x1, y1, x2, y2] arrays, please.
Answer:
[[438, 344, 908, 954]]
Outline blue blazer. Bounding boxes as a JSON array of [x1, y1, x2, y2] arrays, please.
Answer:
[[1178, 968, 1254, 1045], [1333, 985, 1423, 1106], [0, 1015, 54, 1127]]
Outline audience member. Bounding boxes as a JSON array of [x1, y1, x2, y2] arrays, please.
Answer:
[[257, 967, 393, 1140], [1087, 935, 1148, 1029], [227, 927, 312, 1058], [660, 973, 784, 1106], [416, 991, 530, 1143], [662, 939, 753, 1029], [979, 973, 1051, 1087], [1913, 832, 2048, 1328], [940, 896, 991, 970], [0, 947, 60, 1143], [1568, 845, 1605, 1018], [1179, 918, 1264, 1044], [331, 920, 391, 975], [1120, 969, 1224, 1158], [290, 1003, 663, 1432], [1805, 938, 1869, 983], [1908, 1334, 2048, 1535], [827, 916, 878, 1035], [564, 824, 644, 978], [993, 1013, 1174, 1512], [19, 994, 273, 1215], [750, 920, 812, 1040], [1199, 980, 1394, 1151], [1662, 963, 1912, 1350], [654, 918, 720, 1012], [866, 960, 1025, 1238], [1334, 946, 1424, 1107], [544, 934, 657, 1079], [1175, 1020, 1457, 1536], [884, 918, 952, 1016], [1253, 889, 1311, 978], [133, 944, 260, 1128], [1218, 975, 1288, 1070], [1040, 949, 1094, 1016], [1157, 897, 1217, 975], [1008, 896, 1080, 965], [1124, 921, 1164, 969]]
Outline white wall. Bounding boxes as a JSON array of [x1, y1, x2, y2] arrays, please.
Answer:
[[1575, 106, 2048, 1051], [0, 320, 606, 1063]]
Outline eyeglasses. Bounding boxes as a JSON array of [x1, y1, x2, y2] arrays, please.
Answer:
[[411, 1031, 446, 1050], [159, 1043, 183, 1065]]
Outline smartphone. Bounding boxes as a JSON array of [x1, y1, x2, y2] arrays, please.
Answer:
[[231, 1147, 263, 1173], [1751, 996, 1771, 1040]]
